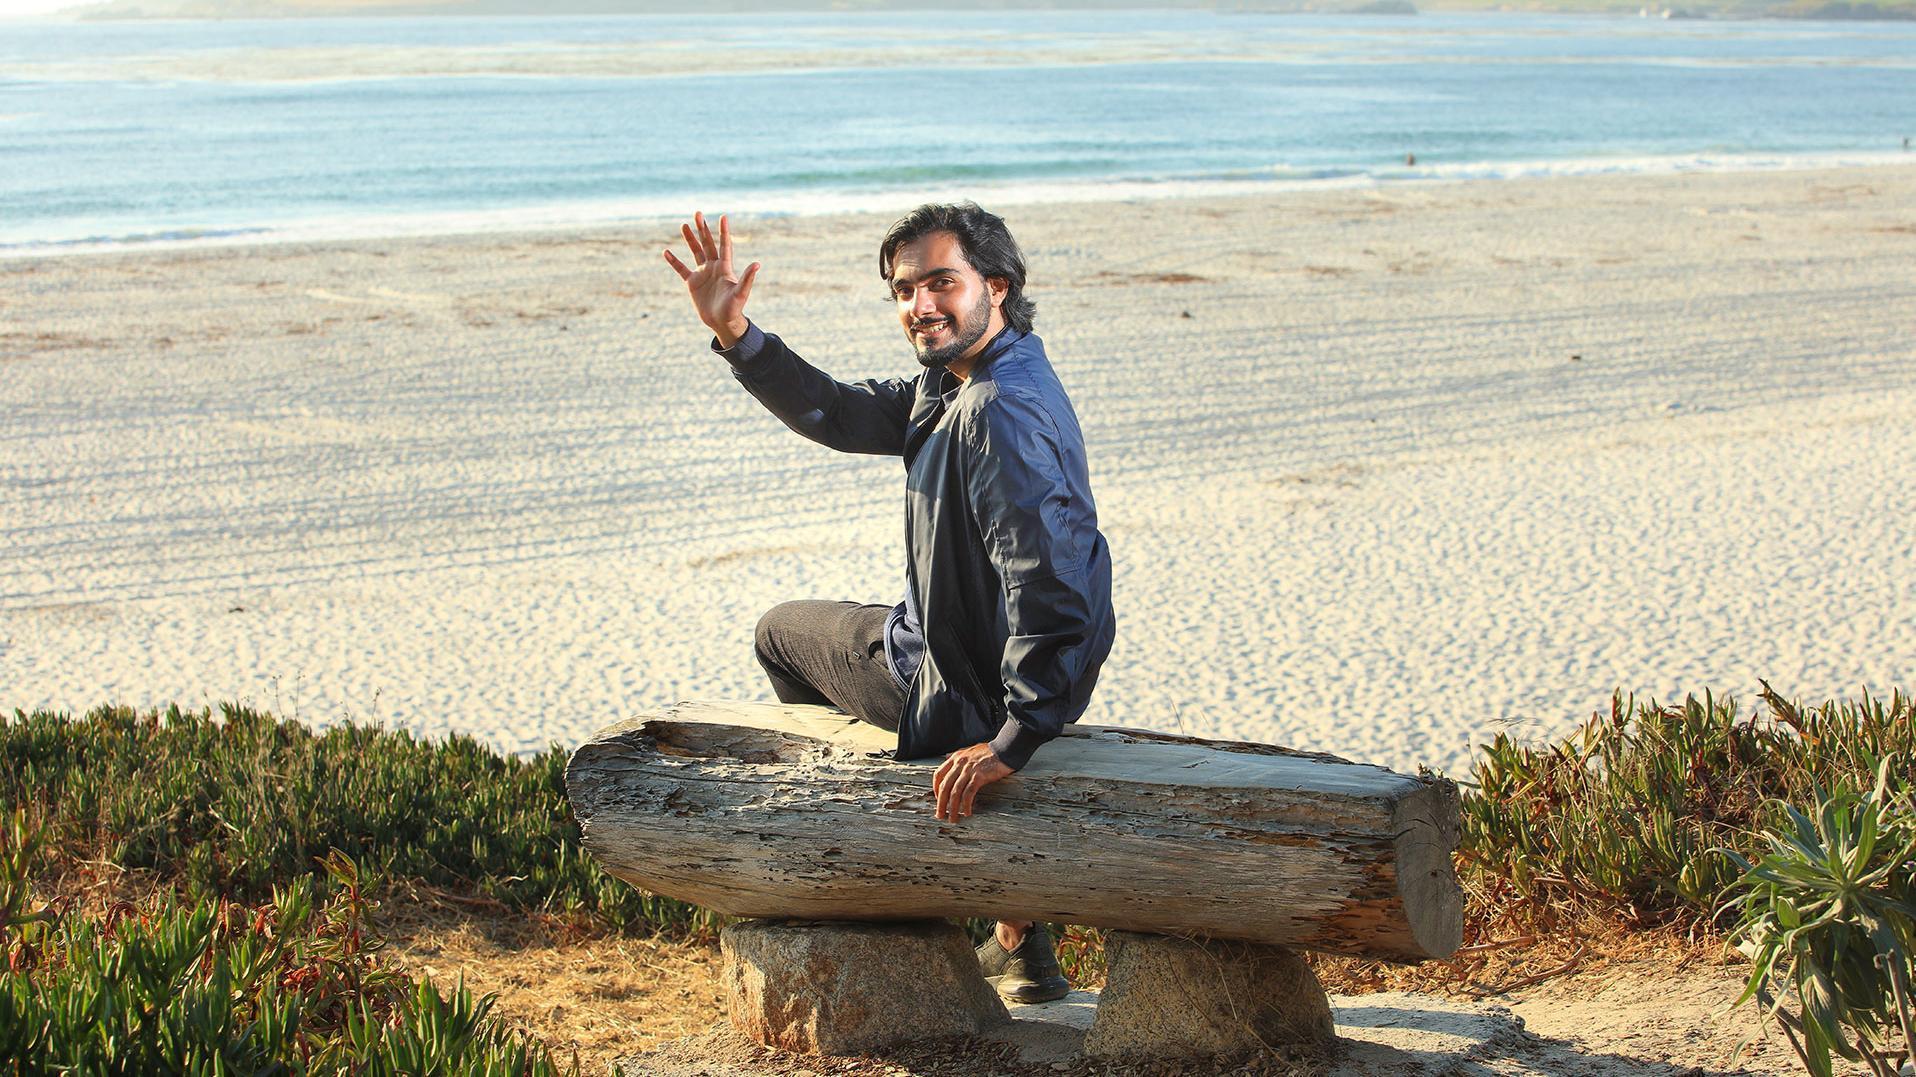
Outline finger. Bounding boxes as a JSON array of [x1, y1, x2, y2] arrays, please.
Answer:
[[956, 776, 980, 819], [932, 759, 954, 820], [737, 262, 761, 304], [949, 777, 968, 820], [682, 223, 705, 265], [696, 212, 719, 263], [719, 213, 733, 268], [939, 766, 967, 822], [938, 761, 974, 822], [662, 249, 691, 281]]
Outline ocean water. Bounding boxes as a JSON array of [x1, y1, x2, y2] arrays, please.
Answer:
[[1, 11, 1912, 253]]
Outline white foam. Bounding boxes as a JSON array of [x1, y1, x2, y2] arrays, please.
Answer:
[[10, 150, 1914, 259], [1381, 148, 1916, 182]]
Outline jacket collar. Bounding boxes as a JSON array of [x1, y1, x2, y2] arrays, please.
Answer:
[[967, 326, 1026, 379], [920, 326, 1027, 400]]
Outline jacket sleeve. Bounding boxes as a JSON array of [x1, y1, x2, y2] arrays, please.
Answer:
[[961, 392, 1110, 771], [716, 322, 913, 456]]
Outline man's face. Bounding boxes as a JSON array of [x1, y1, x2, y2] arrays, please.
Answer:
[[888, 230, 1006, 373]]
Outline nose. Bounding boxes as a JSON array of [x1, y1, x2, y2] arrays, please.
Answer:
[[911, 289, 938, 319]]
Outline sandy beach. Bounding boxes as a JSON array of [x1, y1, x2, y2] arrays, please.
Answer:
[[4, 165, 1913, 774]]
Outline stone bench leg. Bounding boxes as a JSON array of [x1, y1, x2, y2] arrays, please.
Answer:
[[720, 919, 1010, 1055], [1084, 930, 1335, 1061]]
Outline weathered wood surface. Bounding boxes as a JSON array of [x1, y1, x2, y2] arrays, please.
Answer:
[[566, 701, 1463, 963]]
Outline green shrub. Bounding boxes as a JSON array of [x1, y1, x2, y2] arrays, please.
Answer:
[[1461, 684, 1916, 929], [0, 703, 717, 937], [0, 813, 577, 1075], [1719, 757, 1916, 1077]]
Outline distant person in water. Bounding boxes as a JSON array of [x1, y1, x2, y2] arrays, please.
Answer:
[[662, 203, 1115, 1005]]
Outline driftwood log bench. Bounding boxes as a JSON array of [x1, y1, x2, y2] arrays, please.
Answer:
[[566, 701, 1464, 1065]]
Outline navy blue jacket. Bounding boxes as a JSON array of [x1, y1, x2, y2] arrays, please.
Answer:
[[720, 322, 1115, 770]]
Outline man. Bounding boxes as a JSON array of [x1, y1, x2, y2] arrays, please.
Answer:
[[663, 203, 1115, 1004]]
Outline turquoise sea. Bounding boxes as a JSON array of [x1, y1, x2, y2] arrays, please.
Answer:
[[1, 11, 1912, 253]]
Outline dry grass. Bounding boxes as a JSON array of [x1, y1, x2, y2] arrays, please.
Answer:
[[1309, 913, 1736, 1000], [376, 896, 726, 1077]]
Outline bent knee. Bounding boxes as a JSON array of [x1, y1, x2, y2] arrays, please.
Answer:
[[754, 600, 813, 659]]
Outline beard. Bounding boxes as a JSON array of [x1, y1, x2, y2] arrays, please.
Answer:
[[911, 288, 995, 370]]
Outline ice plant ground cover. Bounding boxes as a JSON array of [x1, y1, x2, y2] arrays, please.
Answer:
[[1463, 686, 1913, 927], [0, 815, 578, 1075], [1460, 687, 1914, 1074], [0, 704, 716, 934]]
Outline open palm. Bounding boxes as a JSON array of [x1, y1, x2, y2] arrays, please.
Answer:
[[663, 211, 760, 348]]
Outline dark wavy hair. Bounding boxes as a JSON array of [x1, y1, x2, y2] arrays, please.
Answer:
[[878, 202, 1036, 334]]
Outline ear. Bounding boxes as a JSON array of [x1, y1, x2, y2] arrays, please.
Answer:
[[986, 277, 1008, 309]]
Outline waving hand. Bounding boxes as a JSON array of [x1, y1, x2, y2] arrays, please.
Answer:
[[663, 211, 760, 349]]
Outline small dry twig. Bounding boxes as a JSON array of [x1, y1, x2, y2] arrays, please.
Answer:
[[1464, 944, 1586, 997], [1453, 933, 1539, 957], [406, 881, 511, 912]]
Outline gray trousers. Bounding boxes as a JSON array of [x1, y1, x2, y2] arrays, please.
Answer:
[[754, 600, 908, 732]]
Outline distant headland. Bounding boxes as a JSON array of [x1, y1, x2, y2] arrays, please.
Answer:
[[52, 0, 1916, 22]]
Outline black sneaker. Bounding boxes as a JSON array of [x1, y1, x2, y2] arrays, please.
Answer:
[[975, 924, 1071, 1004]]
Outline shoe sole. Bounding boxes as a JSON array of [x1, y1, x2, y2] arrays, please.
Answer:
[[987, 974, 1071, 1004]]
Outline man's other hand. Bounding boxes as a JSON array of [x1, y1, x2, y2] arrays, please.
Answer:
[[931, 742, 1013, 822], [662, 211, 759, 349]]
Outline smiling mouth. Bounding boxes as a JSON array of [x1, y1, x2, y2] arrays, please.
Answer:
[[914, 319, 950, 337]]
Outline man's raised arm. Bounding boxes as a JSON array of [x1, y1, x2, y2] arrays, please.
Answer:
[[664, 212, 913, 457]]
